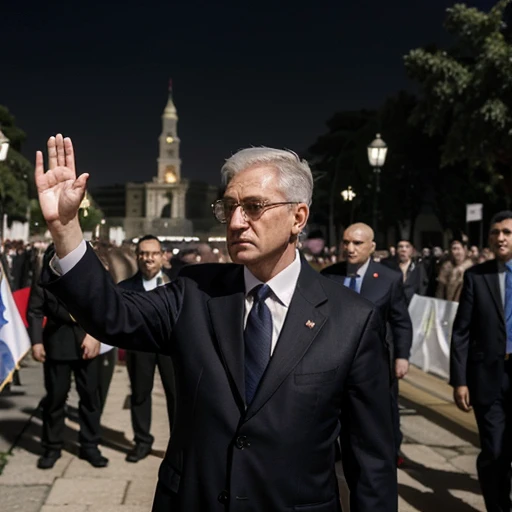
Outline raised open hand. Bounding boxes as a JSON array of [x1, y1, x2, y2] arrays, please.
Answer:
[[35, 134, 89, 227]]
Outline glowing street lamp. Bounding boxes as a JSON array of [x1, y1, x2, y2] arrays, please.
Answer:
[[367, 134, 388, 242]]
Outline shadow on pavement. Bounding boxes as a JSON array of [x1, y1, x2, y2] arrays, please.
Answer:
[[400, 455, 482, 512]]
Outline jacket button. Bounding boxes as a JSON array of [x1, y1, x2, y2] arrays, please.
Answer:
[[217, 490, 229, 503], [235, 435, 248, 449]]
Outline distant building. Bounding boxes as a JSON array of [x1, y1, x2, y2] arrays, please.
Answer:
[[92, 84, 220, 241], [123, 83, 192, 239]]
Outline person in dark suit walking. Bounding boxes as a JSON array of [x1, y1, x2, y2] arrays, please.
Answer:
[[451, 210, 512, 512], [120, 234, 176, 463], [381, 239, 429, 305], [322, 223, 413, 466], [35, 135, 397, 511], [27, 246, 108, 469]]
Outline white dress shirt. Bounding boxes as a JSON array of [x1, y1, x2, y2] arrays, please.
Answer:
[[243, 250, 301, 355]]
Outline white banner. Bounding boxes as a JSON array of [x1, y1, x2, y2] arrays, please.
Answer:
[[408, 295, 459, 380], [466, 203, 483, 223]]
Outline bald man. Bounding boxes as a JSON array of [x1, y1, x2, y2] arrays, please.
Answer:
[[322, 223, 412, 466]]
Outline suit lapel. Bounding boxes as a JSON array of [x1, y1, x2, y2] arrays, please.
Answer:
[[245, 261, 327, 421], [360, 259, 378, 299], [483, 260, 504, 320], [207, 267, 246, 409]]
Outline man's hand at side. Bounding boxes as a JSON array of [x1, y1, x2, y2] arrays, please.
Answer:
[[454, 385, 472, 412], [81, 334, 101, 360], [32, 343, 46, 363], [395, 358, 409, 379]]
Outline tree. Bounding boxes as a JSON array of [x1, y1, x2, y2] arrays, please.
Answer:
[[0, 106, 33, 236], [404, 0, 512, 202]]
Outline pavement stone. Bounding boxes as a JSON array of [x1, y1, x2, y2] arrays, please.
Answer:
[[40, 506, 88, 512], [0, 484, 49, 512], [0, 449, 73, 485], [449, 455, 478, 476], [401, 415, 471, 448], [45, 477, 127, 506], [123, 478, 157, 507]]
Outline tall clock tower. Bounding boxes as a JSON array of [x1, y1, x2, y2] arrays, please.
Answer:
[[125, 81, 192, 238], [158, 83, 182, 185]]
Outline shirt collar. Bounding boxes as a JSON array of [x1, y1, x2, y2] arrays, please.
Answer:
[[142, 270, 163, 284], [244, 250, 301, 307], [347, 257, 371, 279]]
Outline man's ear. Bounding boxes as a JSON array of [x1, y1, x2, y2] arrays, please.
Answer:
[[292, 204, 309, 235], [371, 241, 376, 253]]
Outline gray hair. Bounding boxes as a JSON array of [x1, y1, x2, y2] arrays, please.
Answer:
[[221, 147, 313, 206]]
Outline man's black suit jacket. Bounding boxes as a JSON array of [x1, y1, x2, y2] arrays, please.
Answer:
[[380, 258, 429, 305], [42, 245, 397, 512], [118, 271, 170, 293], [321, 259, 412, 363], [450, 259, 507, 407], [27, 269, 85, 361]]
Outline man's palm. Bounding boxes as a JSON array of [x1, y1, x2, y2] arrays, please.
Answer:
[[35, 135, 89, 226]]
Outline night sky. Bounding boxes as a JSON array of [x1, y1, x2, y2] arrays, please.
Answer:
[[1, 0, 494, 188]]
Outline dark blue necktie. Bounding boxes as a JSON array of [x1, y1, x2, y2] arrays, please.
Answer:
[[505, 263, 512, 354], [244, 284, 273, 405], [349, 275, 358, 292]]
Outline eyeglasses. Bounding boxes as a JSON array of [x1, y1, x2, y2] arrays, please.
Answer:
[[211, 199, 298, 224]]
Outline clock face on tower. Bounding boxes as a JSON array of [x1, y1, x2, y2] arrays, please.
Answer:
[[166, 135, 174, 144], [165, 165, 177, 184]]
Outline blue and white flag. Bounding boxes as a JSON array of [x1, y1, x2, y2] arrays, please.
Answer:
[[0, 263, 31, 391]]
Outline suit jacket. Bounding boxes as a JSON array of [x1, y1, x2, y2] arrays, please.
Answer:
[[321, 259, 412, 362], [450, 259, 507, 407], [380, 258, 429, 304], [42, 245, 396, 512], [118, 271, 170, 293], [27, 270, 85, 361]]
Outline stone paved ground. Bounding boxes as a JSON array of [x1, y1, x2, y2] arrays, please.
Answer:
[[1, 359, 485, 511]]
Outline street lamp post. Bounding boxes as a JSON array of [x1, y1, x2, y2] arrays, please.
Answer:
[[0, 128, 9, 162], [341, 186, 356, 225], [367, 134, 388, 245]]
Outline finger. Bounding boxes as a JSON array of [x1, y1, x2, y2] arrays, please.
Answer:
[[73, 173, 89, 191], [35, 151, 45, 182], [56, 133, 66, 167], [48, 136, 57, 169], [63, 137, 76, 175]]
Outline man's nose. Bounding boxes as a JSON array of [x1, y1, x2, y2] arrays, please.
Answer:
[[228, 205, 248, 229]]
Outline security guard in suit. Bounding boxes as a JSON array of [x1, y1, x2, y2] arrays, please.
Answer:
[[27, 245, 108, 469]]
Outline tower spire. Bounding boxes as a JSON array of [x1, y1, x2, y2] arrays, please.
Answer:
[[163, 78, 177, 119]]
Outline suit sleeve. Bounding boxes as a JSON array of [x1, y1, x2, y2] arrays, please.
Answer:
[[388, 274, 413, 360], [41, 244, 184, 355], [26, 274, 45, 346], [449, 271, 473, 388], [340, 308, 397, 512]]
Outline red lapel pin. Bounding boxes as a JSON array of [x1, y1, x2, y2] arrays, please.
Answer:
[[373, 272, 379, 278]]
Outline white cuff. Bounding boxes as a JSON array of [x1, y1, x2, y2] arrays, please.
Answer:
[[51, 239, 88, 275]]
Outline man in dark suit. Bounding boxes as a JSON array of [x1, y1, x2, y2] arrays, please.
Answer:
[[451, 210, 512, 512], [120, 234, 176, 463], [322, 223, 412, 466], [35, 135, 397, 511], [27, 246, 108, 469], [381, 239, 429, 304]]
